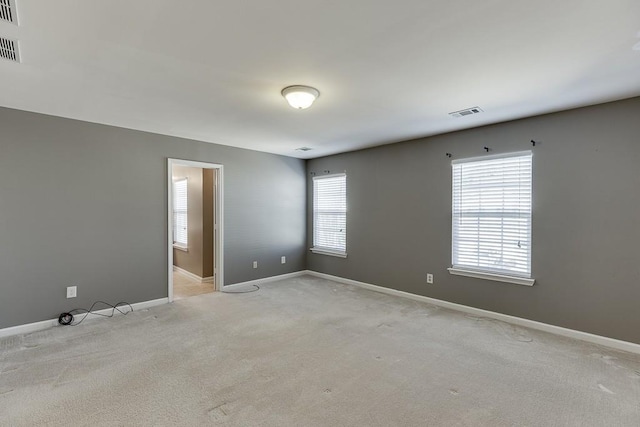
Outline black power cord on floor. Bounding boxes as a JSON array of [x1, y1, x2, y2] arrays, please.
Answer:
[[58, 301, 134, 326], [58, 285, 259, 327]]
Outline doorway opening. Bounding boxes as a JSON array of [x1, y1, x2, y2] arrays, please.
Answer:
[[167, 159, 223, 302]]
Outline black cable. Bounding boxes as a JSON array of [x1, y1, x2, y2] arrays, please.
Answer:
[[221, 285, 260, 294], [58, 301, 133, 326]]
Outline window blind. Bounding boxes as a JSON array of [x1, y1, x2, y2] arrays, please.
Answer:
[[173, 178, 188, 247], [452, 152, 532, 277], [313, 174, 346, 253]]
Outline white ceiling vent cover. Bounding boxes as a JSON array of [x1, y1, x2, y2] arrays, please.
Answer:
[[0, 37, 20, 62], [449, 107, 483, 118], [0, 0, 18, 25]]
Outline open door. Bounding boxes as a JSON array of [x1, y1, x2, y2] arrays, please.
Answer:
[[167, 159, 224, 302]]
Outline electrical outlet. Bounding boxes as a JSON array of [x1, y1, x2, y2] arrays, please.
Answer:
[[427, 274, 434, 284], [66, 286, 77, 298], [253, 261, 258, 269], [281, 256, 286, 264]]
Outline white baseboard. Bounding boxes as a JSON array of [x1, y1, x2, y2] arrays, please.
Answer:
[[173, 265, 213, 284], [0, 318, 59, 339], [0, 271, 306, 338], [223, 270, 307, 290], [7, 270, 637, 355], [0, 298, 169, 339], [305, 270, 640, 355]]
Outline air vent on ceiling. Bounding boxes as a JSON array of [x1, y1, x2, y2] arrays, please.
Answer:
[[0, 37, 20, 62], [296, 147, 312, 152], [0, 0, 17, 25], [449, 107, 483, 118]]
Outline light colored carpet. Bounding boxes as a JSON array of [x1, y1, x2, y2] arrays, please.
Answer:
[[1, 275, 639, 426]]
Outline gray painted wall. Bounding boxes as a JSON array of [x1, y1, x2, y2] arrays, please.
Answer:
[[0, 108, 306, 329], [307, 97, 640, 345]]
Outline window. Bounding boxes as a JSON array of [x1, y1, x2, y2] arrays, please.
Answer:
[[311, 173, 347, 257], [449, 151, 534, 286], [173, 178, 188, 249]]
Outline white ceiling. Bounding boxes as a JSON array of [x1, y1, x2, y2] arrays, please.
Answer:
[[1, 1, 639, 159]]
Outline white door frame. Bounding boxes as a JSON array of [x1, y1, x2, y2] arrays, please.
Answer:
[[167, 158, 224, 302]]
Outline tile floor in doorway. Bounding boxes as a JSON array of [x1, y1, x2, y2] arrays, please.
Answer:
[[173, 270, 214, 300]]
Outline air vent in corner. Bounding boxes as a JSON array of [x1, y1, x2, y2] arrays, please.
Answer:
[[0, 0, 17, 25], [0, 37, 20, 62], [449, 107, 483, 118]]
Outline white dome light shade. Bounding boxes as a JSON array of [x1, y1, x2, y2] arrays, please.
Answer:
[[281, 85, 320, 109]]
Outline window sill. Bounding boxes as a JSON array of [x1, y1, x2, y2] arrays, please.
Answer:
[[310, 248, 347, 258], [448, 268, 535, 287], [173, 244, 188, 252]]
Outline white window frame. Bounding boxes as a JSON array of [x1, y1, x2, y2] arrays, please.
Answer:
[[172, 178, 188, 251], [310, 173, 347, 258], [448, 151, 535, 286]]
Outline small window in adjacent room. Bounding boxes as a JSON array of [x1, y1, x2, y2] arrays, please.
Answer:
[[311, 173, 347, 257], [449, 151, 534, 286], [173, 178, 188, 250]]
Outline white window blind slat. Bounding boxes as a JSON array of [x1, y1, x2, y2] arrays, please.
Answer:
[[173, 178, 188, 247], [313, 174, 346, 253], [452, 152, 532, 278]]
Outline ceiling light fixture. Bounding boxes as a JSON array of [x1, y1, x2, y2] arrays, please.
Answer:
[[281, 85, 320, 109]]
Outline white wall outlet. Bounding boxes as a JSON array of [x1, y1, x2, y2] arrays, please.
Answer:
[[253, 261, 258, 269], [66, 286, 77, 298], [427, 274, 434, 284], [281, 256, 286, 264]]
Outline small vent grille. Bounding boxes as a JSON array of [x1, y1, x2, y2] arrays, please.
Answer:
[[449, 107, 483, 118], [0, 37, 19, 62], [296, 147, 312, 152], [0, 0, 16, 24]]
